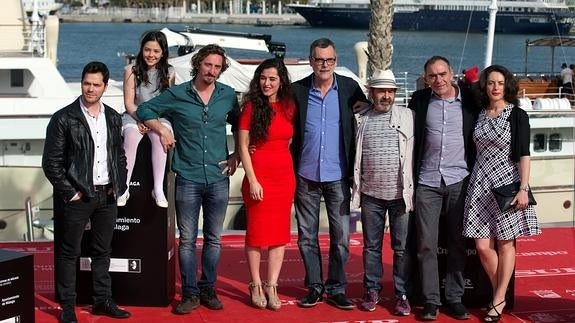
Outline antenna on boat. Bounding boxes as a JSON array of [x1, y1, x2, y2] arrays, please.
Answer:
[[484, 0, 498, 68]]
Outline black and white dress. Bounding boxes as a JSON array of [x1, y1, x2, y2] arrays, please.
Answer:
[[463, 104, 540, 240]]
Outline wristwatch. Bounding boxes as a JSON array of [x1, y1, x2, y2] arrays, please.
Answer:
[[519, 186, 530, 192]]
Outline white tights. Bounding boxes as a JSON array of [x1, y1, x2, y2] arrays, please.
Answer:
[[123, 126, 168, 199]]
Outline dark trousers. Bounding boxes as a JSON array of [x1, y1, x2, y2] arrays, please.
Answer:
[[415, 178, 467, 305], [54, 190, 117, 306]]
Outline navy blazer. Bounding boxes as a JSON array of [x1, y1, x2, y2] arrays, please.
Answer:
[[407, 86, 479, 184], [291, 73, 367, 179]]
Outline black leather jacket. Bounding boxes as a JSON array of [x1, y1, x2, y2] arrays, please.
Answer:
[[42, 98, 127, 202]]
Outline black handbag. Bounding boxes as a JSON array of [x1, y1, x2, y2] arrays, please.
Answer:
[[491, 182, 537, 212]]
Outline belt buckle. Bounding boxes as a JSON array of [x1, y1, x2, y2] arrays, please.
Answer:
[[94, 184, 109, 192]]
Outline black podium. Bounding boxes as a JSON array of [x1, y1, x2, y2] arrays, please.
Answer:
[[0, 249, 34, 323], [76, 136, 176, 306]]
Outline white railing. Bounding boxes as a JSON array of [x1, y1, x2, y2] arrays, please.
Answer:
[[0, 23, 45, 57]]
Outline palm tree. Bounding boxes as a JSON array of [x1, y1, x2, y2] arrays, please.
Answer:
[[367, 0, 393, 74]]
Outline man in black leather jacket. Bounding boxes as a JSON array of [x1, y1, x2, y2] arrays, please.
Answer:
[[42, 62, 129, 323]]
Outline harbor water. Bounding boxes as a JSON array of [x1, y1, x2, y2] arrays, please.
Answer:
[[58, 22, 575, 82]]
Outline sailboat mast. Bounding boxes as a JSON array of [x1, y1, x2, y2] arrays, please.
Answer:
[[484, 0, 498, 68]]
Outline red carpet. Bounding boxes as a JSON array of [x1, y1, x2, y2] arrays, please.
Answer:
[[3, 227, 575, 322]]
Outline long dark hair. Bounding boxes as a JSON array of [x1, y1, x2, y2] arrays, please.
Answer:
[[476, 64, 519, 108], [133, 30, 171, 92], [241, 58, 294, 144]]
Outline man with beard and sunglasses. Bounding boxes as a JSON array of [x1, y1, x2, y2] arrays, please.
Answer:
[[351, 69, 415, 314], [291, 38, 368, 310], [136, 44, 240, 315]]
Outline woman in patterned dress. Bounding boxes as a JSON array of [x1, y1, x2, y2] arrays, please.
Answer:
[[238, 58, 296, 311], [463, 65, 540, 322], [117, 31, 175, 208]]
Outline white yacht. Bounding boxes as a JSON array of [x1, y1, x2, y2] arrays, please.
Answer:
[[21, 0, 63, 16], [517, 86, 575, 227], [0, 0, 123, 241]]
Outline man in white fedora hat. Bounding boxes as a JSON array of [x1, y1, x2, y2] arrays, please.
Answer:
[[351, 69, 415, 315]]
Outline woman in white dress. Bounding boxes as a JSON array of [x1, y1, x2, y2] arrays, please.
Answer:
[[117, 31, 175, 208]]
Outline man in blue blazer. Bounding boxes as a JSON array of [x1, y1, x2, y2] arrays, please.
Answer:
[[291, 38, 368, 310]]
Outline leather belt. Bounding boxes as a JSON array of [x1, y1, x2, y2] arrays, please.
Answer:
[[94, 184, 112, 192]]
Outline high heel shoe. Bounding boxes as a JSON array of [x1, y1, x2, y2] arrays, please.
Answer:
[[152, 191, 168, 208], [265, 282, 281, 311], [117, 190, 130, 207], [484, 300, 506, 322], [248, 282, 267, 309]]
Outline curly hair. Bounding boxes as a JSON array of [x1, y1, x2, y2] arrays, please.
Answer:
[[190, 44, 230, 78], [241, 58, 294, 144], [476, 64, 519, 108], [133, 30, 171, 93]]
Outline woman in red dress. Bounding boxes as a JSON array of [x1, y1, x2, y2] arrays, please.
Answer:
[[238, 58, 296, 311]]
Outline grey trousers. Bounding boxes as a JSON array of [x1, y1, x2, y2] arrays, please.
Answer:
[[415, 178, 467, 305]]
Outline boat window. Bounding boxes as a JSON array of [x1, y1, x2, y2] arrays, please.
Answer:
[[549, 133, 562, 152], [533, 134, 546, 152], [11, 69, 24, 88]]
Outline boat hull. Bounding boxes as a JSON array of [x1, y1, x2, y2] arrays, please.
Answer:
[[289, 6, 574, 35]]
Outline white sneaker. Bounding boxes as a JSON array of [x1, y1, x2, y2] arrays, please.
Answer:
[[117, 190, 130, 207], [152, 191, 168, 208]]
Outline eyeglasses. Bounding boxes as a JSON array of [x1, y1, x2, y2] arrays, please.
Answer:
[[203, 105, 209, 123], [312, 57, 336, 66]]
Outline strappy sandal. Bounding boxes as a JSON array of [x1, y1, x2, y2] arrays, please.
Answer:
[[248, 282, 267, 309], [265, 282, 281, 311], [484, 300, 506, 322]]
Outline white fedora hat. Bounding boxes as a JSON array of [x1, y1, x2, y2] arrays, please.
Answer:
[[367, 69, 398, 89]]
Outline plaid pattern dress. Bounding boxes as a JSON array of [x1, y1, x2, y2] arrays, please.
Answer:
[[463, 105, 540, 240]]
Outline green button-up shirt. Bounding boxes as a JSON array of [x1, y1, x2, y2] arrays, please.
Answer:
[[137, 80, 239, 184]]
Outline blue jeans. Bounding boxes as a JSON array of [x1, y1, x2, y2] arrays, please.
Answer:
[[360, 194, 414, 297], [175, 176, 229, 298], [294, 175, 350, 296], [415, 179, 467, 305]]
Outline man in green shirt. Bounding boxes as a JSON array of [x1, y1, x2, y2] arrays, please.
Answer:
[[137, 44, 240, 315]]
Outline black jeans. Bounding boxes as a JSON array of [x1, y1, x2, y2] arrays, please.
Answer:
[[54, 190, 117, 306]]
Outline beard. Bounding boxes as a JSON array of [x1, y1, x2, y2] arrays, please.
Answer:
[[373, 98, 393, 112]]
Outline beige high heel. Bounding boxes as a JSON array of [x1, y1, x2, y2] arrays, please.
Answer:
[[248, 282, 267, 309], [265, 282, 281, 311]]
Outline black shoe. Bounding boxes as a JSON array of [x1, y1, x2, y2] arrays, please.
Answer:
[[59, 306, 77, 323], [200, 287, 223, 310], [448, 302, 470, 320], [173, 296, 200, 314], [91, 299, 131, 319], [298, 288, 324, 308], [484, 300, 505, 322], [420, 303, 439, 321], [326, 293, 355, 310]]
